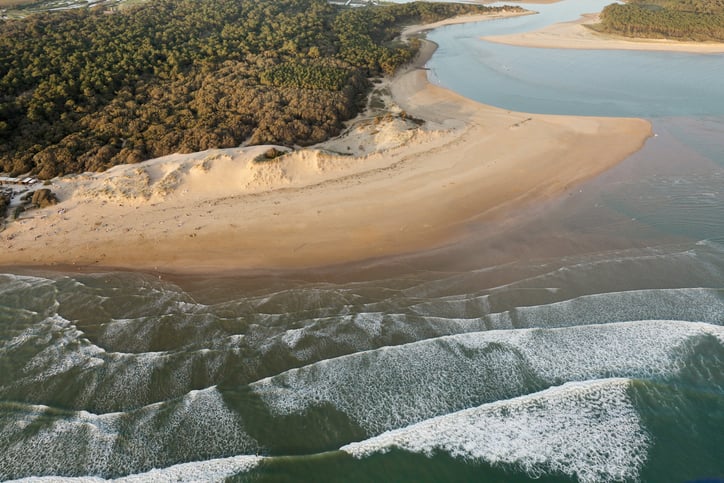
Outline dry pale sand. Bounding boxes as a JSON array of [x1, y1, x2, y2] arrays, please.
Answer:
[[484, 13, 724, 53], [0, 13, 652, 274], [398, 9, 535, 38]]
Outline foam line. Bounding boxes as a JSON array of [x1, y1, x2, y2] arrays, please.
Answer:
[[4, 274, 722, 415], [485, 288, 724, 330], [401, 242, 723, 302], [9, 454, 262, 482], [252, 320, 723, 434], [341, 378, 649, 483], [0, 388, 259, 480]]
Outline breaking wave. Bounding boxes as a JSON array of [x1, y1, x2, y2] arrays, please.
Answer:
[[342, 378, 649, 483]]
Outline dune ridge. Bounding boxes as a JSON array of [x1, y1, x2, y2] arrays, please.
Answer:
[[0, 13, 651, 273]]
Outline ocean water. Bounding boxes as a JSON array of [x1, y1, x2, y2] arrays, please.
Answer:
[[2, 1, 724, 481]]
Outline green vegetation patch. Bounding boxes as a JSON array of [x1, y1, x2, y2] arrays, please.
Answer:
[[595, 0, 724, 41], [625, 0, 724, 14], [261, 63, 352, 91], [0, 0, 521, 178]]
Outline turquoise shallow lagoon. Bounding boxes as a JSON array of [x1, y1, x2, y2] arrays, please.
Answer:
[[427, 0, 724, 117], [1, 1, 723, 481]]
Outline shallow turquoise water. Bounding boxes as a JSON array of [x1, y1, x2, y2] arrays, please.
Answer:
[[1, 1, 723, 481], [427, 1, 724, 117]]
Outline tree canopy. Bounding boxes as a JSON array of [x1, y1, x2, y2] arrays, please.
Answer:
[[0, 0, 519, 178], [594, 0, 724, 41]]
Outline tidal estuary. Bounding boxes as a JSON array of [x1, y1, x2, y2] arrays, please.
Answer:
[[1, 0, 723, 481]]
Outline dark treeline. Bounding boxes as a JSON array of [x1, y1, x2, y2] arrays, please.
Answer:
[[596, 0, 724, 41], [0, 0, 520, 178]]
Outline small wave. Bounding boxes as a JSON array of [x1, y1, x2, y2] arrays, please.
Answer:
[[4, 264, 723, 415], [0, 388, 259, 480], [9, 454, 262, 482], [402, 242, 724, 305], [0, 274, 61, 319], [603, 172, 724, 241], [409, 287, 724, 328], [341, 378, 649, 483], [486, 287, 724, 330]]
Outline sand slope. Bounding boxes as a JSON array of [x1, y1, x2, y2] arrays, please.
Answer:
[[0, 14, 651, 273]]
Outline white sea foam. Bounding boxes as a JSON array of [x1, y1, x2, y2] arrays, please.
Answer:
[[0, 273, 56, 292], [0, 309, 240, 411], [9, 454, 262, 482], [4, 315, 106, 380], [0, 274, 62, 320], [0, 315, 156, 410], [352, 312, 384, 337], [252, 320, 723, 434], [518, 320, 724, 377], [341, 378, 649, 483], [4, 278, 722, 417], [408, 285, 723, 328], [486, 288, 724, 329], [0, 388, 259, 480], [281, 327, 305, 348], [98, 317, 159, 352]]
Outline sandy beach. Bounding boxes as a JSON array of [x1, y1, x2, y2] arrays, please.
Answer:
[[0, 12, 652, 274], [484, 13, 724, 53]]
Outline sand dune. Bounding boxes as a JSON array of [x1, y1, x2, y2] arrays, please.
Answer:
[[484, 13, 724, 53], [0, 13, 651, 273]]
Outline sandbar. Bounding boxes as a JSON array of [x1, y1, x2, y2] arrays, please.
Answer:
[[484, 13, 724, 53], [0, 12, 652, 274]]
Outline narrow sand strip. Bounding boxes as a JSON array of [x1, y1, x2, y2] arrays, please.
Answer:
[[0, 13, 651, 274], [484, 13, 724, 53]]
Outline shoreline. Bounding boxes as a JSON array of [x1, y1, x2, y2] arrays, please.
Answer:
[[399, 10, 536, 40], [0, 12, 652, 275], [483, 13, 724, 53]]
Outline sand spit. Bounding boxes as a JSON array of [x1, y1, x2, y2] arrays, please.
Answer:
[[484, 13, 724, 53], [0, 13, 651, 274]]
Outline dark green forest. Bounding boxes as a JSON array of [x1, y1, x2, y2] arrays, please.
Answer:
[[595, 0, 724, 41], [0, 0, 519, 178]]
